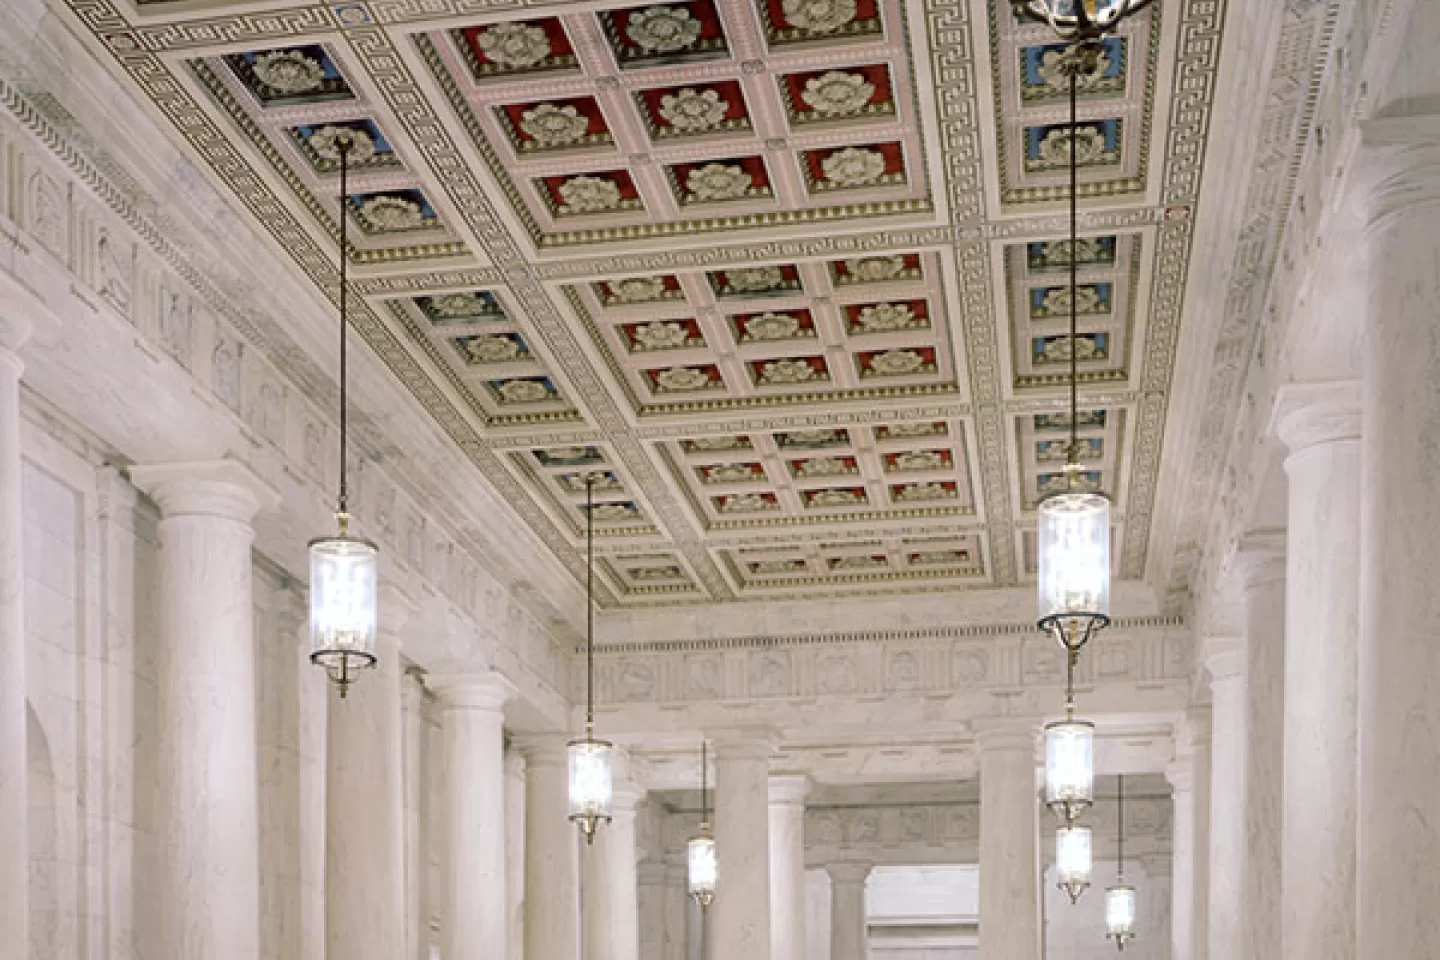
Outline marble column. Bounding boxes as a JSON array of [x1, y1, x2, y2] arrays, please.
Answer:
[[1276, 383, 1361, 960], [520, 736, 579, 960], [708, 734, 774, 960], [1205, 645, 1245, 960], [0, 315, 29, 960], [1165, 757, 1195, 960], [1185, 707, 1212, 960], [826, 862, 871, 960], [325, 584, 410, 960], [401, 671, 430, 960], [769, 775, 811, 960], [662, 858, 688, 960], [506, 749, 527, 960], [976, 724, 1040, 960], [1236, 542, 1286, 960], [638, 862, 668, 960], [431, 673, 514, 960], [1356, 124, 1440, 957], [585, 778, 641, 960], [129, 460, 279, 959]]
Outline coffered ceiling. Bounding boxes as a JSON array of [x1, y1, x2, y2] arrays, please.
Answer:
[[61, 0, 1224, 606]]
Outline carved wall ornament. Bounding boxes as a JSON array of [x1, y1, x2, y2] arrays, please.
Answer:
[[658, 88, 729, 131], [610, 276, 668, 303], [252, 50, 326, 94], [743, 312, 803, 341], [307, 124, 376, 162], [822, 147, 886, 187], [97, 230, 132, 313], [476, 22, 552, 68], [212, 339, 241, 411], [853, 302, 919, 333], [725, 265, 785, 292], [801, 71, 876, 116], [358, 195, 425, 232], [782, 0, 858, 33], [27, 171, 65, 255], [519, 104, 589, 146], [844, 255, 906, 282], [626, 6, 703, 53], [686, 163, 753, 202], [558, 175, 623, 213]]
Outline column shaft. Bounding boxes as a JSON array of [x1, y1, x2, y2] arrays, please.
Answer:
[[977, 727, 1039, 960], [585, 786, 640, 960], [1186, 709, 1212, 960], [402, 673, 430, 960], [130, 461, 278, 960], [1166, 760, 1194, 960], [522, 738, 578, 960], [769, 776, 810, 960], [1238, 548, 1285, 960], [326, 589, 409, 960], [434, 675, 512, 960], [1206, 651, 1245, 960], [0, 341, 26, 960], [1278, 389, 1361, 960], [826, 862, 870, 960], [506, 749, 527, 960], [663, 862, 687, 960], [708, 737, 773, 960], [638, 863, 668, 960]]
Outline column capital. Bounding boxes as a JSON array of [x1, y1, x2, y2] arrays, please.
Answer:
[[769, 774, 812, 807], [973, 718, 1039, 754], [429, 671, 515, 712], [708, 727, 777, 759], [1272, 380, 1361, 457], [513, 732, 570, 766], [824, 860, 873, 885], [1230, 534, 1286, 590], [129, 459, 280, 522], [1352, 116, 1440, 234], [1202, 637, 1243, 682]]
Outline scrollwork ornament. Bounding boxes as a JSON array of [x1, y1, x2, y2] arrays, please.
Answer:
[[476, 22, 552, 68]]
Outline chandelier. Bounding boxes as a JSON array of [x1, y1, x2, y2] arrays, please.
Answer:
[[1013, 0, 1154, 41], [308, 133, 378, 698], [1106, 775, 1138, 949], [568, 475, 613, 843], [1056, 821, 1093, 905], [687, 739, 717, 907]]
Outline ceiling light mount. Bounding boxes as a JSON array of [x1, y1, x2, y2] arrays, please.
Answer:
[[1013, 0, 1155, 43]]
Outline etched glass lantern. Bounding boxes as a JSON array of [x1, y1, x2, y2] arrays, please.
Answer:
[[567, 736, 613, 843], [687, 832, 717, 906], [1106, 882, 1137, 949], [308, 532, 379, 696], [1044, 716, 1095, 822], [1013, 0, 1155, 40], [1056, 823, 1093, 904], [1037, 490, 1111, 649]]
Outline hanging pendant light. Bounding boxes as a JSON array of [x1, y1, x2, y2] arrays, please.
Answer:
[[1106, 775, 1138, 950], [1013, 0, 1154, 41], [1037, 40, 1112, 657], [569, 475, 613, 843], [687, 739, 717, 907], [308, 134, 378, 699], [1045, 646, 1095, 824], [1056, 821, 1093, 905]]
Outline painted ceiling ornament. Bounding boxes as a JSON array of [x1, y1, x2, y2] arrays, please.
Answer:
[[559, 175, 624, 213], [655, 366, 714, 391], [431, 293, 488, 318], [1037, 125, 1108, 168], [809, 488, 864, 507], [897, 481, 954, 502], [786, 429, 841, 446], [753, 559, 804, 574], [462, 335, 521, 364], [706, 463, 760, 483], [1042, 336, 1102, 362], [854, 302, 919, 333], [689, 436, 746, 451], [801, 71, 876, 116], [358, 195, 426, 232], [658, 87, 729, 131], [725, 265, 785, 292], [759, 358, 820, 385], [611, 276, 667, 303], [1038, 45, 1114, 93], [1039, 285, 1104, 316], [883, 422, 943, 438], [822, 146, 887, 188], [911, 550, 962, 566], [626, 5, 703, 52], [782, 0, 858, 33], [476, 22, 553, 68], [497, 379, 551, 404], [721, 493, 773, 513], [833, 555, 885, 570], [1040, 237, 1104, 269], [592, 503, 638, 522], [519, 103, 590, 146], [845, 255, 906, 282], [307, 125, 376, 162], [869, 349, 927, 376], [798, 456, 850, 477], [892, 450, 946, 471], [253, 50, 327, 94], [687, 163, 753, 202], [745, 312, 803, 341], [632, 321, 691, 350]]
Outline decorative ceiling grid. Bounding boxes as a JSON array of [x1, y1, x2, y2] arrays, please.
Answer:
[[59, 0, 1227, 605]]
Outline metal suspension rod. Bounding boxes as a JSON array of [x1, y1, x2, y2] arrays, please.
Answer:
[[1117, 773, 1126, 874], [1068, 49, 1080, 467], [338, 140, 351, 520], [586, 474, 595, 731]]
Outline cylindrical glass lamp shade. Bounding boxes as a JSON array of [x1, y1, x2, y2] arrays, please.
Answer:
[[687, 833, 717, 906], [308, 534, 379, 694], [1106, 882, 1137, 949], [1014, 0, 1154, 39], [567, 737, 613, 842], [1044, 717, 1095, 822], [1037, 491, 1111, 649], [1055, 824, 1093, 904]]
